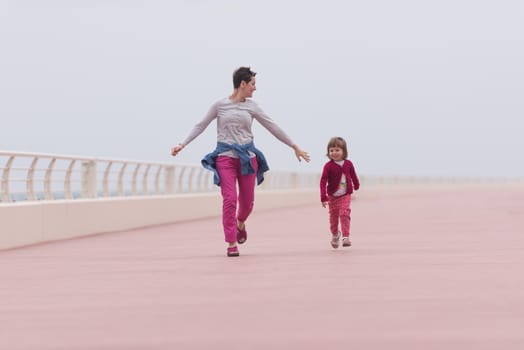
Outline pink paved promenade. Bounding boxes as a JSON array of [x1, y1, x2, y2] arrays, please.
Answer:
[[1, 183, 524, 349]]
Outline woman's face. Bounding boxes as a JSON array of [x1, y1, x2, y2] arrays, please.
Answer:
[[242, 77, 257, 98]]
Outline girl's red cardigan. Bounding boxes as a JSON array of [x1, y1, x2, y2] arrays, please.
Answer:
[[320, 159, 360, 202]]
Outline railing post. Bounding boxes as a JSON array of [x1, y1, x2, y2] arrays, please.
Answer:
[[118, 163, 127, 196], [102, 162, 113, 197], [291, 173, 298, 189], [64, 160, 76, 199], [131, 164, 141, 196], [44, 158, 56, 200], [165, 166, 175, 194], [1, 156, 15, 202], [81, 160, 97, 198], [26, 157, 38, 201]]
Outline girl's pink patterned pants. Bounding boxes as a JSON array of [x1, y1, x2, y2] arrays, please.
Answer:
[[328, 194, 352, 237]]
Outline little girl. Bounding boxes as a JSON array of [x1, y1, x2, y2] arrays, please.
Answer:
[[319, 137, 360, 248]]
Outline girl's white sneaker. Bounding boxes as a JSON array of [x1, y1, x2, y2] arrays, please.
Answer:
[[330, 232, 341, 249]]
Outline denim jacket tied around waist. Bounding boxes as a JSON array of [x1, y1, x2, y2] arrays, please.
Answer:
[[201, 142, 270, 186]]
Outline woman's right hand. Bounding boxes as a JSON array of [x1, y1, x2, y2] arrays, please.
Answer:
[[171, 144, 184, 156]]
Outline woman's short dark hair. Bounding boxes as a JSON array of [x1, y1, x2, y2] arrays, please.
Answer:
[[233, 67, 256, 88], [326, 137, 349, 159]]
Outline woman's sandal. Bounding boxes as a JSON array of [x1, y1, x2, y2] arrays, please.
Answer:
[[227, 246, 239, 257], [237, 225, 247, 244]]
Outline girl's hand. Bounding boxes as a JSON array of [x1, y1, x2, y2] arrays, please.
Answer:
[[171, 144, 184, 156], [322, 202, 328, 208]]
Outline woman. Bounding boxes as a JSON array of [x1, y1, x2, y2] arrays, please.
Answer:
[[171, 67, 310, 257]]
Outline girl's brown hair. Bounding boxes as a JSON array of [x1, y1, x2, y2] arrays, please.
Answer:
[[326, 137, 348, 159]]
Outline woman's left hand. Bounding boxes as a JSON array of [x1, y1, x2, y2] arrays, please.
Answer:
[[293, 145, 310, 162]]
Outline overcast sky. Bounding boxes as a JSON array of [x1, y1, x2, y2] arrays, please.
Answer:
[[1, 0, 523, 178]]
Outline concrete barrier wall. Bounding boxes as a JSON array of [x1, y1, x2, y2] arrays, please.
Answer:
[[0, 188, 318, 250], [6, 180, 520, 250]]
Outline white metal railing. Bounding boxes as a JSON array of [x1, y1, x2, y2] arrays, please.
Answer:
[[5, 150, 516, 204], [0, 151, 321, 203]]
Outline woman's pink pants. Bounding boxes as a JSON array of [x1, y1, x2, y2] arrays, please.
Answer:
[[216, 156, 258, 243]]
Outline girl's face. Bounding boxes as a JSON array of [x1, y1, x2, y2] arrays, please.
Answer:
[[328, 146, 344, 161]]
